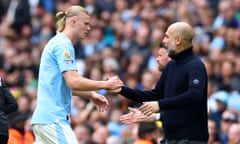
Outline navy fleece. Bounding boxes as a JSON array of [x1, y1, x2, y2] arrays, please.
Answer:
[[120, 48, 208, 141]]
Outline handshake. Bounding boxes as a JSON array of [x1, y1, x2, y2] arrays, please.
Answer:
[[107, 87, 122, 94], [104, 76, 123, 94]]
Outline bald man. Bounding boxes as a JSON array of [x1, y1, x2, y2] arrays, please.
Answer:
[[110, 22, 209, 144]]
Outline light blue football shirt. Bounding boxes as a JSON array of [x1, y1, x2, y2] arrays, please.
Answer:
[[32, 32, 78, 125]]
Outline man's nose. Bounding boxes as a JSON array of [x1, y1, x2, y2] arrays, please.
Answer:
[[162, 38, 167, 44]]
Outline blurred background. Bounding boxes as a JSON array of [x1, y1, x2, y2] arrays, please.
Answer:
[[0, 0, 240, 144]]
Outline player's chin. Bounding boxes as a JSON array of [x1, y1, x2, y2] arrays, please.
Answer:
[[79, 35, 85, 39], [79, 33, 87, 39], [83, 32, 89, 37]]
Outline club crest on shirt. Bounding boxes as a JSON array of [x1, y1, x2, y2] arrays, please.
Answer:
[[193, 79, 200, 85], [64, 49, 71, 59]]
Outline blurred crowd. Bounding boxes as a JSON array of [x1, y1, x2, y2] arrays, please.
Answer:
[[0, 0, 240, 144]]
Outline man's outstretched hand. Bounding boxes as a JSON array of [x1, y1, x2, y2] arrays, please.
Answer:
[[139, 101, 160, 116], [120, 107, 157, 124]]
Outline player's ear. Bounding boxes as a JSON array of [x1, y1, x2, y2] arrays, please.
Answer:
[[69, 17, 76, 26]]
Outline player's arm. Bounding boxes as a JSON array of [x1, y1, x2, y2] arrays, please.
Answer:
[[72, 90, 98, 98], [63, 70, 123, 91], [72, 90, 109, 111]]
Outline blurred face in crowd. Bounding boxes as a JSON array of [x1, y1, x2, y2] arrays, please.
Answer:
[[221, 60, 234, 78], [92, 126, 109, 144], [208, 119, 219, 144], [221, 110, 237, 134], [136, 25, 150, 46], [141, 71, 156, 90], [74, 125, 91, 143], [208, 119, 217, 137], [156, 47, 170, 71], [219, 0, 234, 20], [232, 0, 240, 9], [228, 124, 240, 143]]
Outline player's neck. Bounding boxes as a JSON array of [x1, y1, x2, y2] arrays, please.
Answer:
[[62, 30, 76, 44]]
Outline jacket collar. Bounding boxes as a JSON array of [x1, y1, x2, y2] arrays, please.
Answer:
[[171, 47, 193, 62]]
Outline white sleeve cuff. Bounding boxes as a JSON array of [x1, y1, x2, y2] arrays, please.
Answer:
[[155, 113, 161, 120]]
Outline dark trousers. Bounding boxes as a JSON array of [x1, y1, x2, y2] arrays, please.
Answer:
[[160, 139, 207, 144], [0, 135, 8, 144]]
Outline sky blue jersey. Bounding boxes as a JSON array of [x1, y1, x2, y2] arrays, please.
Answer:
[[32, 32, 78, 125]]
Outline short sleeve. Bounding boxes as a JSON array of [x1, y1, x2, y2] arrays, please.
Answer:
[[54, 46, 78, 73]]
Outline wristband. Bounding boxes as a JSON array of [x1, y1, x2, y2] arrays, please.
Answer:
[[155, 113, 161, 120]]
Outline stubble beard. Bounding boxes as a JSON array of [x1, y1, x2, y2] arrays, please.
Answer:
[[168, 50, 176, 58], [167, 43, 177, 58]]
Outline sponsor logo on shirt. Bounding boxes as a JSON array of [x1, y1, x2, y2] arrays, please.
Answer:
[[64, 60, 73, 64], [64, 49, 71, 59]]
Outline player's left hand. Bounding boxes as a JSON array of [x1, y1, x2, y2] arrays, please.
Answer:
[[90, 92, 109, 112]]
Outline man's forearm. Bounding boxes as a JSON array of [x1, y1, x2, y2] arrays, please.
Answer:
[[120, 86, 159, 103], [72, 91, 94, 99]]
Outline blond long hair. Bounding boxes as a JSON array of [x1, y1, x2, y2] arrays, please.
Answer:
[[56, 5, 88, 32]]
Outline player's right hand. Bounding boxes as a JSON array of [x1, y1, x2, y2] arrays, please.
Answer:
[[105, 76, 123, 90]]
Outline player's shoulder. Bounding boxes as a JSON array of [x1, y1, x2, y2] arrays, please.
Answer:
[[52, 33, 69, 45], [49, 34, 71, 49]]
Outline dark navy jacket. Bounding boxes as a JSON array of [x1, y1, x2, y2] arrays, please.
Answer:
[[0, 81, 18, 137], [120, 48, 209, 141]]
